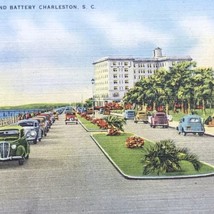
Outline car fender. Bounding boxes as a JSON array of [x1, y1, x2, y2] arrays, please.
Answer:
[[16, 145, 26, 157]]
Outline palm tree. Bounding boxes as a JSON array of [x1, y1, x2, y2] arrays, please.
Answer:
[[193, 68, 214, 114], [142, 139, 201, 175], [169, 61, 196, 113], [153, 68, 174, 114], [104, 115, 126, 136]]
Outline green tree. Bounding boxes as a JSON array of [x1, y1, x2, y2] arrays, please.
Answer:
[[193, 67, 214, 114], [143, 139, 201, 175], [169, 61, 196, 114], [153, 68, 174, 114]]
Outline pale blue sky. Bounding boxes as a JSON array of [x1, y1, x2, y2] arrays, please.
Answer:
[[0, 0, 213, 105]]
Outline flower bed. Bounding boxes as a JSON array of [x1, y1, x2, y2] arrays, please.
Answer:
[[125, 136, 144, 148]]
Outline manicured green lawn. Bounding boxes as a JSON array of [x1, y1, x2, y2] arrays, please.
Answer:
[[92, 133, 214, 177], [77, 115, 105, 131]]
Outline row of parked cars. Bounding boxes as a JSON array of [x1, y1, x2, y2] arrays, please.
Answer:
[[124, 110, 205, 136], [0, 111, 59, 165]]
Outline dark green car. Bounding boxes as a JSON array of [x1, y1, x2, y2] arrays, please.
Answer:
[[0, 125, 30, 165]]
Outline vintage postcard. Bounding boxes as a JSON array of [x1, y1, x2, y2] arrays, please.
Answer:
[[0, 0, 213, 213]]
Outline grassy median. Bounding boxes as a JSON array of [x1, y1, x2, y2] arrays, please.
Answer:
[[77, 115, 104, 131], [92, 133, 214, 177]]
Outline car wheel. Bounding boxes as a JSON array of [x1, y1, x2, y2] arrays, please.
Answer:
[[182, 129, 186, 136], [18, 157, 25, 165], [33, 138, 38, 144], [153, 125, 156, 128], [198, 133, 204, 136]]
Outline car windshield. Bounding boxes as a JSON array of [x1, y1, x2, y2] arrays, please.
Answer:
[[19, 122, 34, 127], [189, 118, 200, 123], [66, 112, 75, 116], [0, 129, 19, 140], [156, 114, 165, 117]]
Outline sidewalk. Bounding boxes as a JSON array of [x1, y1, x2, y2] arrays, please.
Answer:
[[169, 121, 214, 137]]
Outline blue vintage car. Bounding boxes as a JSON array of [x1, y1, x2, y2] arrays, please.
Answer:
[[17, 119, 42, 144], [176, 115, 205, 136]]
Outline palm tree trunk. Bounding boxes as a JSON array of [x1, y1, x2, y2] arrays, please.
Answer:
[[187, 99, 191, 114], [181, 100, 184, 113], [202, 99, 206, 115], [165, 103, 169, 114], [153, 102, 156, 111]]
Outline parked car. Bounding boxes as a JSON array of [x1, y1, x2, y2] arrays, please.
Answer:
[[124, 110, 135, 120], [17, 119, 42, 144], [150, 112, 169, 128], [134, 111, 149, 123], [32, 116, 48, 136], [65, 112, 78, 125], [38, 113, 53, 129], [176, 115, 205, 136], [53, 111, 59, 120], [0, 125, 30, 165], [86, 108, 94, 115]]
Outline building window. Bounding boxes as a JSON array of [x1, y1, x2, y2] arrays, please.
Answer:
[[125, 74, 128, 78], [114, 80, 118, 84], [125, 68, 128, 72], [124, 62, 128, 66], [125, 86, 129, 90], [125, 80, 129, 84], [113, 92, 119, 97], [113, 68, 117, 72], [113, 74, 117, 78], [114, 86, 118, 90]]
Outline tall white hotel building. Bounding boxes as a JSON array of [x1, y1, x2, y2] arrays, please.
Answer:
[[92, 47, 192, 106]]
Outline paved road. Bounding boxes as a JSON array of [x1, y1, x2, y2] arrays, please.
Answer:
[[0, 115, 213, 214]]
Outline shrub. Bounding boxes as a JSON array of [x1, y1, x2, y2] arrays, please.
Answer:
[[104, 115, 126, 136], [125, 136, 144, 148], [143, 139, 201, 175]]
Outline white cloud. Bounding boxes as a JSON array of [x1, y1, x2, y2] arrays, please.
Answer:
[[179, 16, 214, 68], [0, 17, 93, 105], [0, 17, 84, 59], [86, 12, 173, 48]]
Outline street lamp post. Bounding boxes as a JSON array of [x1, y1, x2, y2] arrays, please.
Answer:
[[91, 78, 95, 112]]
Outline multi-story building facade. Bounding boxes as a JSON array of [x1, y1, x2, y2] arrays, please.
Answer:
[[92, 48, 192, 106]]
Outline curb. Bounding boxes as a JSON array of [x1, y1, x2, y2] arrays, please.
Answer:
[[90, 134, 214, 180]]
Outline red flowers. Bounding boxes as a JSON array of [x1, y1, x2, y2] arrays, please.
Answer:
[[125, 136, 144, 148]]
